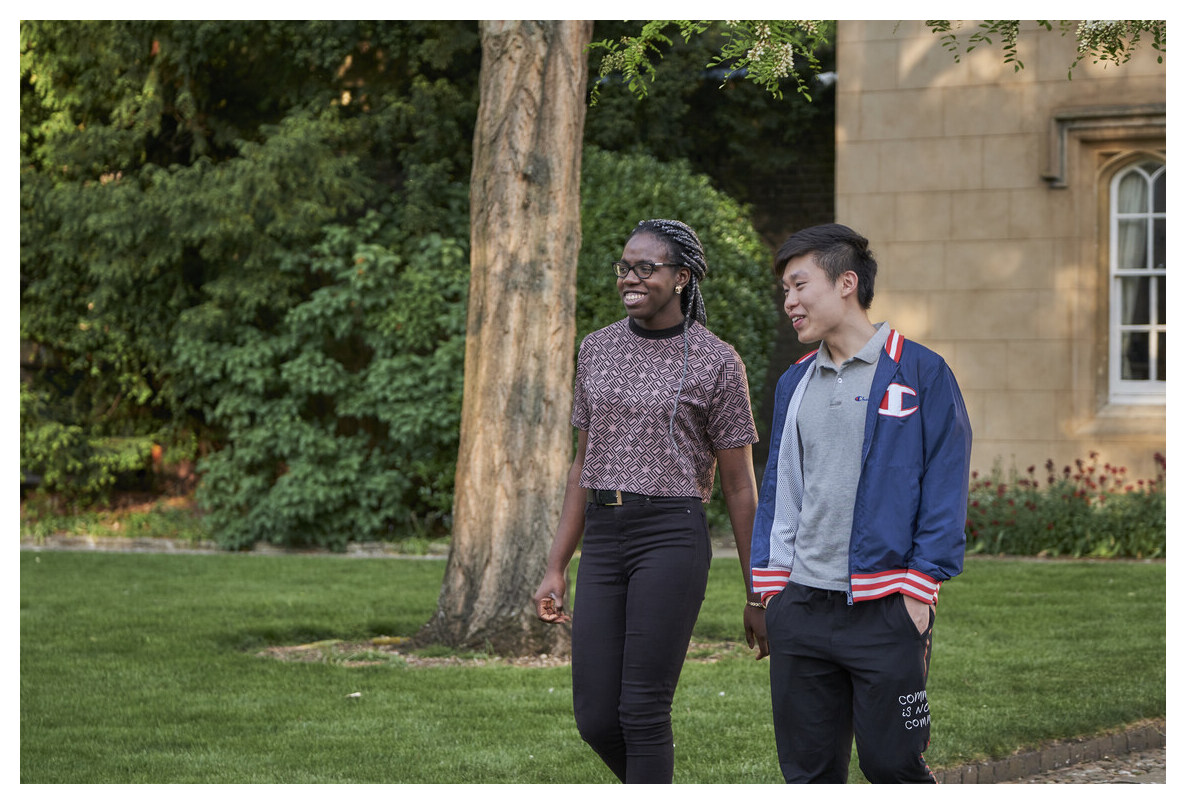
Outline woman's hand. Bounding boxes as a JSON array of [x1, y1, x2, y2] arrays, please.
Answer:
[[533, 572, 571, 624], [531, 431, 586, 625]]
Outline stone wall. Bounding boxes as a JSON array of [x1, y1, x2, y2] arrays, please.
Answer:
[[834, 20, 1166, 480]]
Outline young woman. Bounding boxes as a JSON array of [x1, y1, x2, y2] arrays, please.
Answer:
[[533, 219, 767, 783]]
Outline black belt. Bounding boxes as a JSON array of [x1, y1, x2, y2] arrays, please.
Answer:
[[586, 489, 698, 506]]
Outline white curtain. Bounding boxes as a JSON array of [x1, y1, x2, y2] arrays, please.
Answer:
[[1115, 167, 1151, 379], [1116, 169, 1148, 273]]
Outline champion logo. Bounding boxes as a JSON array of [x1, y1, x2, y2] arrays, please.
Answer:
[[879, 383, 919, 418]]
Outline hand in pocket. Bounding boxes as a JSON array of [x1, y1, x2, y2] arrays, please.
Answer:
[[902, 594, 934, 635]]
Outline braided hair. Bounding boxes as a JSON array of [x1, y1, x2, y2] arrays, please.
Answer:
[[629, 218, 708, 327], [629, 219, 709, 464]]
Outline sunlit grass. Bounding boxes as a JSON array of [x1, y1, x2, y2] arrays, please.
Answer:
[[20, 552, 1164, 783]]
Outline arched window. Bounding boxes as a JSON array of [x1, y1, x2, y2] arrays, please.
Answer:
[[1109, 159, 1165, 404]]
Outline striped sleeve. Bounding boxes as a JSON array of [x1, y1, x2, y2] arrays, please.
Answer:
[[752, 567, 791, 603], [850, 569, 940, 604]]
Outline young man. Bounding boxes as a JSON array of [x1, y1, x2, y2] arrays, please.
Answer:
[[750, 224, 972, 783]]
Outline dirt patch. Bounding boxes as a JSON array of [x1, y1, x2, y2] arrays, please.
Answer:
[[256, 637, 756, 668], [256, 637, 569, 668]]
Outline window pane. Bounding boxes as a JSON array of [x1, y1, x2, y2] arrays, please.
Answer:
[[1117, 172, 1148, 213], [1154, 218, 1165, 269], [1122, 332, 1150, 380], [1119, 277, 1150, 325], [1116, 220, 1148, 269], [1109, 160, 1166, 400]]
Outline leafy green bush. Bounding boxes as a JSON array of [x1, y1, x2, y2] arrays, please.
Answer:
[[178, 210, 469, 550], [965, 452, 1166, 558], [19, 384, 156, 507], [20, 21, 481, 512]]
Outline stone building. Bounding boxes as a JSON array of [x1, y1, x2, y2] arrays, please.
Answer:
[[833, 20, 1166, 480]]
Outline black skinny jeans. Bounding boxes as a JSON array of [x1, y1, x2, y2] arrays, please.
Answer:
[[571, 496, 712, 783]]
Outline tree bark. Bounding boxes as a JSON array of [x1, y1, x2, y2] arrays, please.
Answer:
[[419, 20, 592, 656]]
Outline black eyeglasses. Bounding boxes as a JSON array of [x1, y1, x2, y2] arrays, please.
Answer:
[[612, 260, 683, 279]]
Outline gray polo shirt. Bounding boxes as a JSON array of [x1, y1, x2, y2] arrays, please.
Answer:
[[789, 323, 891, 592]]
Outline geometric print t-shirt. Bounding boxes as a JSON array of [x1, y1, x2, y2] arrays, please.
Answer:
[[572, 317, 758, 502]]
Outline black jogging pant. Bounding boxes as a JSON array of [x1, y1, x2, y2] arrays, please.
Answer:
[[765, 581, 937, 783]]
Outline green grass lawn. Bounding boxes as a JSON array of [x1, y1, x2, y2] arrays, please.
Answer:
[[20, 551, 1164, 783]]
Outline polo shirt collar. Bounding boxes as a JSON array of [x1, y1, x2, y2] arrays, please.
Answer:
[[816, 322, 892, 371]]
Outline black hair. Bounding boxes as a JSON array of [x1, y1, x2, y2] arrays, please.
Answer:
[[774, 223, 878, 310]]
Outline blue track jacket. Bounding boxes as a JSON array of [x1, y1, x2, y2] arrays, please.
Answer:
[[751, 329, 973, 605]]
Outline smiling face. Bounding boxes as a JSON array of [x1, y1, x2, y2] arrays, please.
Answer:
[[617, 232, 691, 330], [780, 253, 857, 347]]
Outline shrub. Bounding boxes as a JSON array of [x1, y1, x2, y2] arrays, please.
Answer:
[[178, 210, 470, 550], [19, 384, 158, 508], [20, 21, 481, 516], [965, 452, 1166, 558]]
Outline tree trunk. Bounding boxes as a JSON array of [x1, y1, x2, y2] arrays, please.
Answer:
[[419, 20, 592, 656]]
